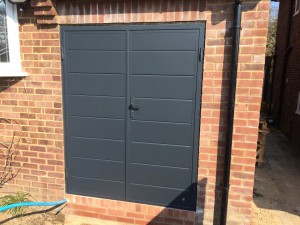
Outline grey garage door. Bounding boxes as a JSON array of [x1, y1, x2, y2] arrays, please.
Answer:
[[61, 24, 204, 211]]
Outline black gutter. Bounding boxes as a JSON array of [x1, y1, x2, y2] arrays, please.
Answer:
[[277, 0, 293, 127], [220, 1, 243, 225]]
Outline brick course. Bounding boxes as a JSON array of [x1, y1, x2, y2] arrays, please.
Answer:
[[0, 0, 269, 224]]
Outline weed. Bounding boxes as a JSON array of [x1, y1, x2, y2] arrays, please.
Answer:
[[0, 192, 32, 216]]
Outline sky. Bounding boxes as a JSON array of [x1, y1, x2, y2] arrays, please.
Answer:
[[270, 1, 279, 19], [271, 1, 280, 10]]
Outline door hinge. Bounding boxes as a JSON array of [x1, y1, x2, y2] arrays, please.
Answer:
[[61, 48, 65, 60], [198, 48, 203, 62], [65, 167, 68, 179], [193, 183, 197, 193]]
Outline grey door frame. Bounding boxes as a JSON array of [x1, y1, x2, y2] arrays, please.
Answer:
[[61, 23, 205, 211]]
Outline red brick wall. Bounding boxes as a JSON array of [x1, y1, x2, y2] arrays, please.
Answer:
[[272, 0, 300, 144], [0, 0, 269, 224]]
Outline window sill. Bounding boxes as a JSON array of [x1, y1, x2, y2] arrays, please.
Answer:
[[296, 110, 300, 116], [0, 71, 28, 78]]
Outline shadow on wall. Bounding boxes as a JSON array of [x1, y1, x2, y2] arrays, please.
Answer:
[[0, 180, 206, 225], [146, 179, 208, 225], [0, 78, 22, 93], [1, 0, 263, 224]]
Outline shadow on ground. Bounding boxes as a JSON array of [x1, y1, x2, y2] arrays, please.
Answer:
[[252, 131, 300, 225]]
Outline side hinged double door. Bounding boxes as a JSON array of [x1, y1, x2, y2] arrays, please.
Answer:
[[62, 24, 204, 211]]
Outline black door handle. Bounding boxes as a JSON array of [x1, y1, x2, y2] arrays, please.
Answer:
[[129, 104, 140, 111]]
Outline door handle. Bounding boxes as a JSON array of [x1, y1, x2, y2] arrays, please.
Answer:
[[129, 104, 140, 111]]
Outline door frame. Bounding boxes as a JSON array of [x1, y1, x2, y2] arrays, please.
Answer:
[[61, 22, 205, 211]]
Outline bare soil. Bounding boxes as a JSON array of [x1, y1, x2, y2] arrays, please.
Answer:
[[251, 131, 300, 225], [0, 208, 65, 225]]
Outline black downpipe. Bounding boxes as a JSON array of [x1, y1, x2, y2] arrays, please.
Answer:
[[220, 1, 242, 225], [277, 0, 293, 127]]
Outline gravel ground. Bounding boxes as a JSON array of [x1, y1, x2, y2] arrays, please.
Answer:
[[251, 131, 300, 225]]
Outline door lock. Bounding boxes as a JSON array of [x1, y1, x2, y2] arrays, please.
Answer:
[[129, 104, 140, 111]]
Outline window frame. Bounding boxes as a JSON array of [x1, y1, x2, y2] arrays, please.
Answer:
[[296, 92, 300, 115], [0, 0, 26, 77], [295, 0, 300, 16]]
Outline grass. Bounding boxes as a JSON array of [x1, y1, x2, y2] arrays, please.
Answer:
[[0, 192, 32, 216]]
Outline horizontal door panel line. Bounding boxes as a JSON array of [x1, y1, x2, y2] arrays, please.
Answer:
[[67, 49, 126, 52], [72, 176, 124, 184], [129, 28, 200, 31], [66, 30, 126, 32], [129, 183, 190, 192], [131, 31, 197, 35], [71, 136, 125, 142], [68, 94, 125, 98], [67, 72, 125, 76], [130, 50, 196, 52], [65, 29, 127, 32], [131, 119, 192, 125], [131, 74, 193, 77], [131, 97, 193, 101], [70, 115, 125, 120], [72, 156, 124, 164], [131, 141, 190, 148], [64, 26, 200, 32], [131, 162, 189, 170], [69, 94, 125, 99], [130, 97, 193, 101], [68, 116, 125, 120], [131, 73, 195, 76], [70, 191, 125, 202]]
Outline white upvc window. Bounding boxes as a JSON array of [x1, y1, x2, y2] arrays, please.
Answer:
[[0, 0, 26, 77], [296, 92, 300, 115], [295, 0, 300, 16]]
